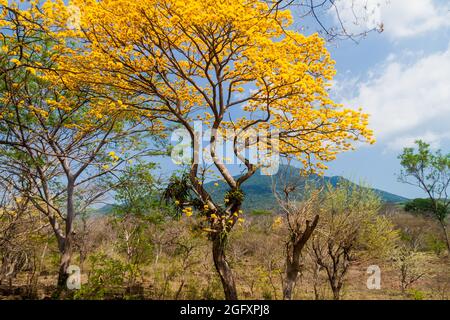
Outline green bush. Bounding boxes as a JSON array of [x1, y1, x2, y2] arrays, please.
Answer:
[[250, 209, 272, 216], [408, 289, 426, 300], [425, 233, 447, 256], [74, 253, 141, 300], [404, 198, 448, 218]]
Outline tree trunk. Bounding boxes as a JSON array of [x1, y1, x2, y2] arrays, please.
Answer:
[[212, 233, 238, 300], [438, 220, 450, 253], [332, 286, 341, 300], [55, 180, 75, 298], [79, 249, 86, 271], [283, 241, 302, 300], [56, 239, 72, 293], [283, 215, 319, 300], [330, 275, 345, 300], [283, 264, 297, 300], [312, 263, 322, 300]]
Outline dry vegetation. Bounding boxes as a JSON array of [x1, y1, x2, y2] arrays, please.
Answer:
[[1, 202, 449, 300]]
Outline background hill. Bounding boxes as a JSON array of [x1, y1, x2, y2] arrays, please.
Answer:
[[205, 165, 408, 211]]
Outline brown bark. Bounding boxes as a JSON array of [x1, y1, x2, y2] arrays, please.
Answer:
[[56, 239, 72, 293], [438, 220, 450, 253], [212, 233, 238, 300], [331, 284, 341, 300], [55, 180, 75, 297], [283, 215, 319, 300]]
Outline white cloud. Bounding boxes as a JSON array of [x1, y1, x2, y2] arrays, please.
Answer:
[[330, 0, 450, 40], [339, 44, 450, 150], [386, 132, 450, 151]]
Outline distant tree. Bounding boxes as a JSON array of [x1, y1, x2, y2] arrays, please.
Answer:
[[398, 140, 450, 253], [113, 163, 166, 223], [404, 198, 448, 218]]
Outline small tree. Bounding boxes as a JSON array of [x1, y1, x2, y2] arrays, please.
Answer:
[[273, 163, 320, 300], [398, 140, 450, 253], [309, 182, 398, 300], [110, 164, 167, 288], [0, 183, 31, 288], [392, 244, 427, 294]]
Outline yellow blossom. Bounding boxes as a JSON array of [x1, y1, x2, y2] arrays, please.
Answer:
[[10, 58, 21, 66]]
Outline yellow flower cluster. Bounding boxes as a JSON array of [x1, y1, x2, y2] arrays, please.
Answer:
[[108, 151, 120, 162], [182, 207, 193, 217], [34, 0, 376, 174], [272, 216, 283, 229]]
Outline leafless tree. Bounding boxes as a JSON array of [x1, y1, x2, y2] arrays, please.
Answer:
[[273, 162, 320, 300]]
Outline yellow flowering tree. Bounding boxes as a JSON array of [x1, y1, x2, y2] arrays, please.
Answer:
[[0, 2, 162, 295], [42, 0, 374, 299]]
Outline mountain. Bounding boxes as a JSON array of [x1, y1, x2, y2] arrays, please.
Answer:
[[204, 165, 408, 211]]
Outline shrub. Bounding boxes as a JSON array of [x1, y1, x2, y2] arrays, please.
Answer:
[[74, 253, 141, 300], [425, 233, 447, 256]]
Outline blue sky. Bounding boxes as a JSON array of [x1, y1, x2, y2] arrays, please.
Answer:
[[321, 0, 450, 198], [6, 1, 449, 199], [157, 0, 450, 199]]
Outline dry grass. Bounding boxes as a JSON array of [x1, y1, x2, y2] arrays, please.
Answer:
[[1, 211, 449, 300]]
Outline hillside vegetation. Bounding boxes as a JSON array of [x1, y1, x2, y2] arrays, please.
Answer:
[[205, 165, 408, 211]]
